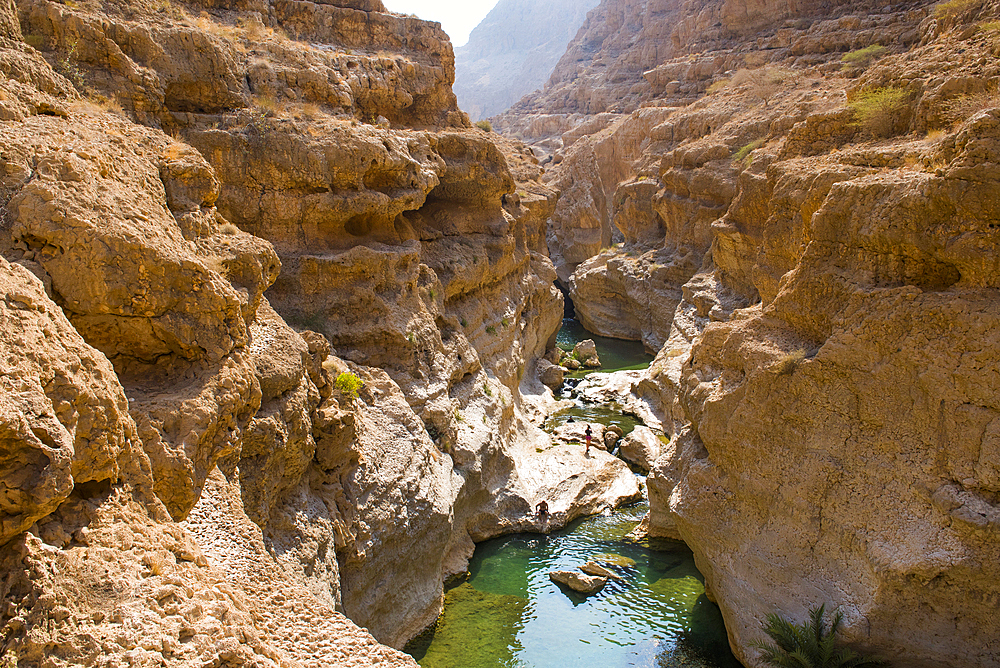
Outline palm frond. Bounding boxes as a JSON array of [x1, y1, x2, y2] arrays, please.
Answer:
[[753, 605, 890, 668]]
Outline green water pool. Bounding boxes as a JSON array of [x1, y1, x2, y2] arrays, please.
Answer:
[[556, 319, 654, 375], [543, 403, 643, 437], [405, 501, 742, 668]]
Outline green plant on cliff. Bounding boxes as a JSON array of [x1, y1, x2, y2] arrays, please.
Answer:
[[58, 40, 85, 89], [733, 138, 765, 167], [475, 119, 492, 132], [751, 605, 888, 668], [848, 86, 911, 138], [335, 372, 364, 401], [840, 45, 887, 73], [934, 0, 980, 19]]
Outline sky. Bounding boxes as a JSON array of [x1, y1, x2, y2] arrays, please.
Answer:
[[381, 0, 500, 47]]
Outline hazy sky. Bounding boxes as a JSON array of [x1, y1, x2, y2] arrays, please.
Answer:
[[381, 0, 500, 47]]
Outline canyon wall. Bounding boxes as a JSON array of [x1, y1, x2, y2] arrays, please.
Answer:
[[454, 0, 599, 121], [0, 0, 641, 665], [500, 0, 1000, 665]]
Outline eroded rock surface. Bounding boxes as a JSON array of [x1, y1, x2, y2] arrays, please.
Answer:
[[495, 0, 1000, 666], [0, 0, 642, 663]]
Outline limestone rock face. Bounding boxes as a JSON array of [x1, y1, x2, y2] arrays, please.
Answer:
[[618, 426, 660, 473], [0, 258, 145, 543], [0, 0, 640, 664], [454, 0, 599, 121], [640, 33, 1000, 668], [499, 0, 927, 124], [489, 0, 1000, 665]]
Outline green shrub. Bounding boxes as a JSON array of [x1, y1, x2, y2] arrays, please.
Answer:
[[335, 372, 364, 400], [935, 0, 979, 18], [840, 45, 887, 72], [483, 384, 493, 397], [475, 119, 492, 132], [486, 325, 497, 335], [751, 605, 888, 668], [460, 317, 468, 327], [848, 86, 911, 138], [733, 138, 766, 166]]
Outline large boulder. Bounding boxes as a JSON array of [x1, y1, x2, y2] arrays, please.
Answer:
[[537, 358, 566, 391], [618, 426, 661, 473], [549, 569, 607, 595]]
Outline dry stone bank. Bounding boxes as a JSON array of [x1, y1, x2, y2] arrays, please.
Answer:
[[498, 0, 1000, 665]]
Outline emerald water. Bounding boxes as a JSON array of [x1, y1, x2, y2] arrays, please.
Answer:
[[405, 500, 741, 668], [556, 319, 654, 375], [404, 318, 739, 668], [543, 403, 643, 437]]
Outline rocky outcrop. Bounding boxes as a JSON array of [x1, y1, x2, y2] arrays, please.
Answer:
[[549, 569, 607, 595], [618, 425, 661, 473], [498, 0, 927, 129], [0, 0, 646, 663], [493, 0, 1000, 665], [454, 0, 599, 121]]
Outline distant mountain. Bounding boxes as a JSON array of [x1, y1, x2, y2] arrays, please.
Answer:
[[454, 0, 599, 121]]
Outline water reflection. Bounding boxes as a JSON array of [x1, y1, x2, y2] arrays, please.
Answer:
[[556, 319, 654, 375], [406, 502, 741, 668]]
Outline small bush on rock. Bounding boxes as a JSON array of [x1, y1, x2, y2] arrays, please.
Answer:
[[751, 605, 888, 668], [733, 138, 765, 166], [475, 119, 492, 132], [841, 45, 887, 73], [773, 348, 807, 375], [848, 86, 911, 138], [934, 0, 980, 19], [335, 372, 364, 400]]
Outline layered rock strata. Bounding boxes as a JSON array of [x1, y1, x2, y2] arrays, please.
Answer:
[[498, 0, 1000, 665], [0, 0, 641, 664]]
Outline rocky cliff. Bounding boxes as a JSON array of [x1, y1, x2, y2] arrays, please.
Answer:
[[498, 0, 1000, 665], [454, 0, 599, 122], [0, 0, 641, 665]]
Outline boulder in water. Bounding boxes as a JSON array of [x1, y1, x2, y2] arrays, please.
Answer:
[[572, 339, 601, 368], [581, 561, 622, 580], [549, 570, 607, 595]]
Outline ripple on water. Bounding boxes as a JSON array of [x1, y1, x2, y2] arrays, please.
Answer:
[[406, 503, 742, 668]]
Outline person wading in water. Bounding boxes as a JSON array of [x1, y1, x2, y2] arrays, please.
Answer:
[[585, 424, 593, 455]]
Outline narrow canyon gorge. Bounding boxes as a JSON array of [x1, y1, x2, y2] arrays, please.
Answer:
[[0, 0, 998, 667]]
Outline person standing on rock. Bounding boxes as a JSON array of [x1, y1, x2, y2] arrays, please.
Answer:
[[585, 425, 592, 455]]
